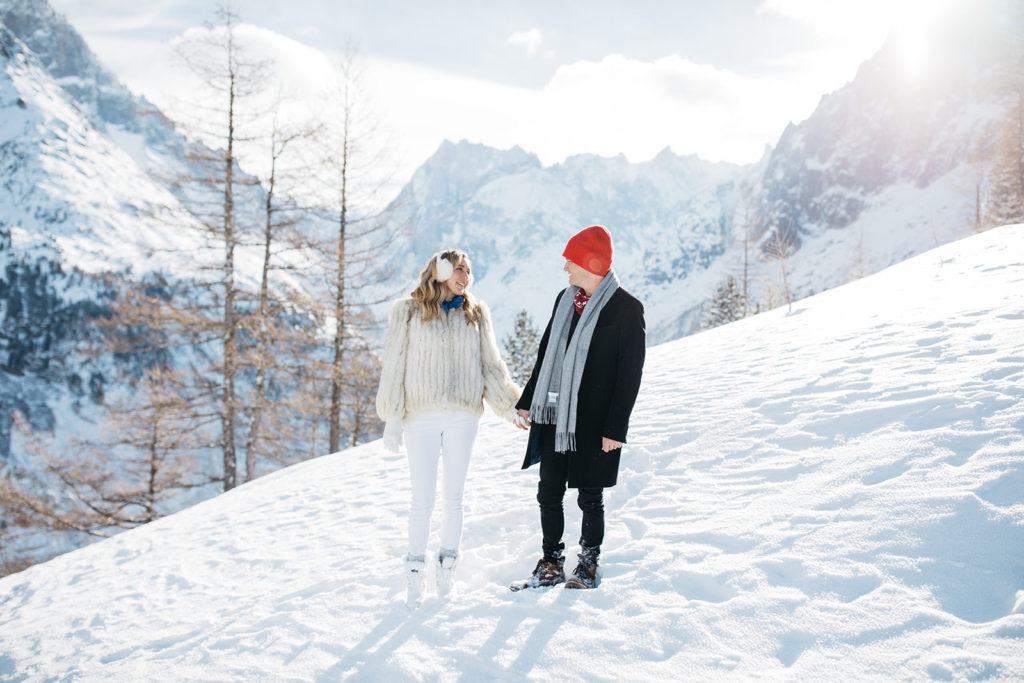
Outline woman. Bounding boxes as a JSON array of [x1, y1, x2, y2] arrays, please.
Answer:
[[375, 249, 522, 606]]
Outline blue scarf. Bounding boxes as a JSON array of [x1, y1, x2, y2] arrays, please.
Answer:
[[441, 295, 464, 310]]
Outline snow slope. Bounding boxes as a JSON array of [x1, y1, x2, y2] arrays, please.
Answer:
[[1, 225, 1022, 681]]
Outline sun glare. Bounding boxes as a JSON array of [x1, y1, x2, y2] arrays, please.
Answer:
[[891, 0, 959, 79], [895, 23, 930, 78]]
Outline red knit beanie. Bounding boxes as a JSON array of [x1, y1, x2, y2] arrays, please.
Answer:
[[563, 225, 613, 276]]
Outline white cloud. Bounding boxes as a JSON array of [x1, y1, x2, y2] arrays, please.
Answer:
[[365, 50, 836, 174], [90, 22, 880, 197], [507, 28, 543, 57], [532, 54, 797, 164]]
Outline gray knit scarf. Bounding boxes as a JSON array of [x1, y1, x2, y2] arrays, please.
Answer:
[[529, 270, 620, 452]]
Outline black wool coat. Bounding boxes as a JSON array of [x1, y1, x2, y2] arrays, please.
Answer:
[[517, 286, 646, 488]]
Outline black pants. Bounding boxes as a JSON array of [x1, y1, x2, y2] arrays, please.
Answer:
[[536, 426, 604, 559]]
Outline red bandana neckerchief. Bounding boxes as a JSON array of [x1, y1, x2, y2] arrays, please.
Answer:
[[573, 289, 591, 315]]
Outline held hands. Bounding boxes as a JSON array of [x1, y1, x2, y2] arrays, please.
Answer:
[[512, 409, 621, 451], [383, 419, 404, 452]]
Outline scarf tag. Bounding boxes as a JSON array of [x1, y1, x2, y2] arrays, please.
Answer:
[[547, 392, 558, 406]]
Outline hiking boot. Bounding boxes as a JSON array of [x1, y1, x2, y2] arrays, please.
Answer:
[[509, 552, 566, 591], [565, 549, 599, 589]]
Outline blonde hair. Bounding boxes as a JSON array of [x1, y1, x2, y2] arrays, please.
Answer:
[[410, 249, 482, 325]]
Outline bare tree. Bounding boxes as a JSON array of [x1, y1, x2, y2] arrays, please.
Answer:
[[734, 186, 761, 316], [240, 96, 324, 481], [763, 211, 797, 313], [0, 368, 212, 540], [848, 223, 867, 281], [983, 2, 1024, 228], [173, 0, 267, 490], [311, 46, 404, 453]]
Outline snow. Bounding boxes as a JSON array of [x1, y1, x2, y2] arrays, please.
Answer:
[[1, 225, 1023, 680]]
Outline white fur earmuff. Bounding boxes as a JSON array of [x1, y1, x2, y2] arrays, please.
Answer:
[[435, 253, 454, 281]]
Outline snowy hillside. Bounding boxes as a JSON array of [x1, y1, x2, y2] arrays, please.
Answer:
[[2, 225, 1021, 681]]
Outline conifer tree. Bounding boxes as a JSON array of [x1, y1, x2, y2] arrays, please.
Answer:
[[985, 100, 1024, 227], [702, 275, 747, 330], [502, 310, 540, 386], [984, 2, 1024, 228]]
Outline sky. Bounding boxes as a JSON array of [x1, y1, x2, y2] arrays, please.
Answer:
[[49, 0, 961, 185]]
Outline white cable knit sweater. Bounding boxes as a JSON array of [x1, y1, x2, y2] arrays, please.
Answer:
[[375, 297, 521, 424]]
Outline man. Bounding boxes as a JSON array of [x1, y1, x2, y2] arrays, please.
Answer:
[[511, 225, 646, 590]]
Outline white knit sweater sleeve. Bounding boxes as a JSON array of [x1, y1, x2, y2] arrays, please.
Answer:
[[477, 300, 521, 422], [375, 298, 412, 421]]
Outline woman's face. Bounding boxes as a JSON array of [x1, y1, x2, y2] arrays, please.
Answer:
[[445, 258, 471, 298]]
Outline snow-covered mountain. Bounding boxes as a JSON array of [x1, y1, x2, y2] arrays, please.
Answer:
[[0, 5, 203, 475], [0, 21, 200, 271], [0, 0, 279, 277], [382, 5, 1014, 345], [383, 141, 747, 343], [1, 224, 1021, 680]]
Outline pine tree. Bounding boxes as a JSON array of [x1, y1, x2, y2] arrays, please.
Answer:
[[502, 310, 539, 386], [702, 275, 747, 330], [985, 98, 1024, 227], [984, 2, 1024, 228]]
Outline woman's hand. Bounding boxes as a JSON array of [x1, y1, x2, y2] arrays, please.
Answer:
[[513, 409, 531, 430], [383, 419, 404, 452]]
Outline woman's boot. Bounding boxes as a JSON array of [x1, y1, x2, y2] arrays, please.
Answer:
[[405, 555, 426, 607], [437, 549, 457, 599]]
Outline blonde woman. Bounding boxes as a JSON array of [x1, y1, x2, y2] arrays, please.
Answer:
[[376, 249, 523, 606]]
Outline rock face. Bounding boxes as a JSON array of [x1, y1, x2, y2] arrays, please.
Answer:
[[761, 5, 1011, 240], [0, 0, 183, 158]]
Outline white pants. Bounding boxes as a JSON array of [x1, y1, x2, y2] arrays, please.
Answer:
[[404, 410, 480, 558]]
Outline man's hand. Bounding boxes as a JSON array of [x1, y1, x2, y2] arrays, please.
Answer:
[[513, 409, 531, 430], [601, 437, 623, 452]]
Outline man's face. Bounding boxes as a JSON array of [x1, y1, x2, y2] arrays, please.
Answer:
[[563, 259, 589, 288]]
